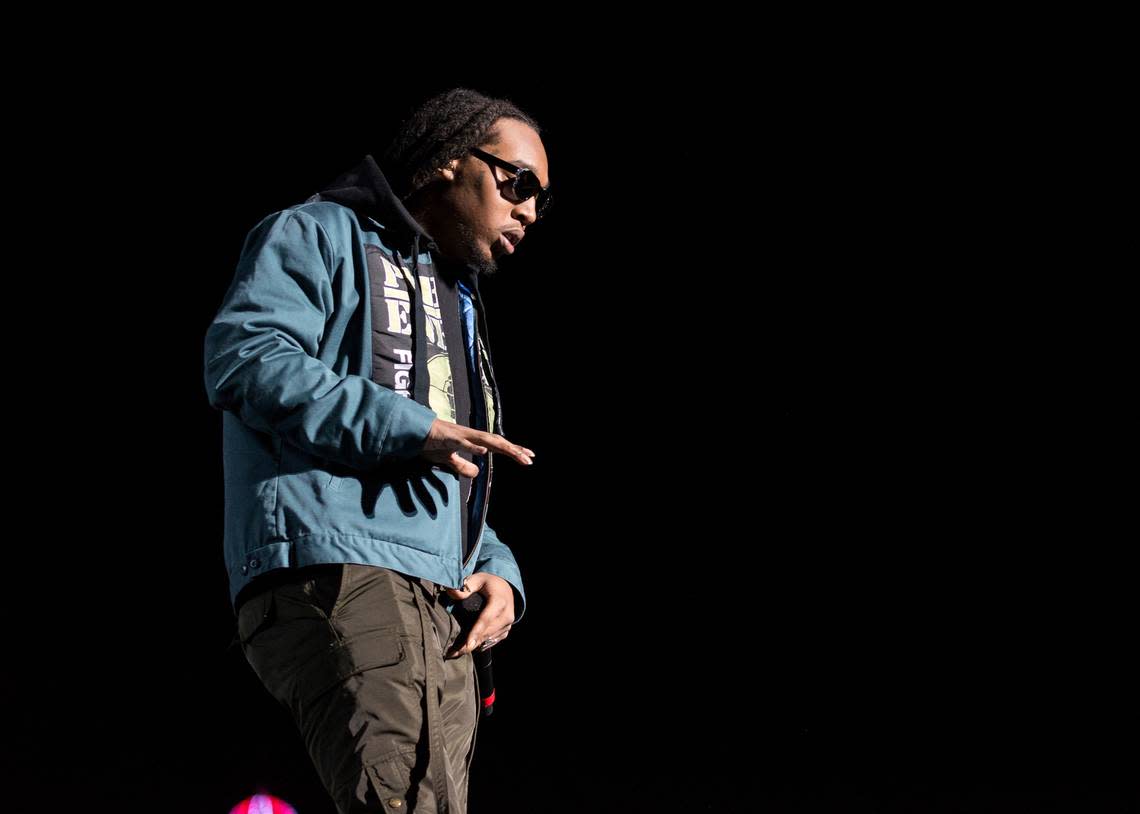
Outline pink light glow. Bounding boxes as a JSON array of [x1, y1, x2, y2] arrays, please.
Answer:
[[228, 793, 298, 814]]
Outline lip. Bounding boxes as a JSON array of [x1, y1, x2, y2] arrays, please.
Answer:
[[498, 234, 515, 254]]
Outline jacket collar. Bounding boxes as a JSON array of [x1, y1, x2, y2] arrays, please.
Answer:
[[309, 153, 481, 291]]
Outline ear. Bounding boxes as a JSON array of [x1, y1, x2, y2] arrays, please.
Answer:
[[437, 157, 461, 182]]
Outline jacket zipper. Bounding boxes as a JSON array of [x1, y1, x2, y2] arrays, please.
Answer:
[[461, 350, 496, 570], [463, 449, 492, 569], [460, 292, 501, 574]]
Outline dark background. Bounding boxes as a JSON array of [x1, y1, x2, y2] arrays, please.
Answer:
[[17, 65, 1134, 812]]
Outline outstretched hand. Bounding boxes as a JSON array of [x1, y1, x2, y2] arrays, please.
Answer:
[[421, 418, 534, 478], [445, 572, 516, 658]]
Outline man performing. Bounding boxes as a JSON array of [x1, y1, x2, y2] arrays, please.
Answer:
[[203, 87, 551, 813]]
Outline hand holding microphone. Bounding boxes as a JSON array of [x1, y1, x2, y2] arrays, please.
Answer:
[[454, 591, 497, 717], [444, 572, 517, 717], [443, 572, 516, 657]]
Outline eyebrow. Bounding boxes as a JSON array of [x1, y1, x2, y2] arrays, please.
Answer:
[[507, 158, 551, 189]]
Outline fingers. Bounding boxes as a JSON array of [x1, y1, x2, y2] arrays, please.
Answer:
[[459, 427, 533, 466], [426, 419, 535, 467], [479, 630, 508, 650], [478, 434, 533, 466], [447, 620, 512, 658], [461, 439, 489, 456], [452, 630, 507, 657]]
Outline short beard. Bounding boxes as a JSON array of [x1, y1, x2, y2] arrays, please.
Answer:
[[452, 219, 500, 277]]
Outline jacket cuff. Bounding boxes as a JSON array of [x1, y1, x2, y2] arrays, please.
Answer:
[[378, 396, 437, 461]]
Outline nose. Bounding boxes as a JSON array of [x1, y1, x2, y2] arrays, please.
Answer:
[[512, 195, 538, 227]]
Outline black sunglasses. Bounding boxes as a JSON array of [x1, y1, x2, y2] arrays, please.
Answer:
[[468, 147, 552, 220]]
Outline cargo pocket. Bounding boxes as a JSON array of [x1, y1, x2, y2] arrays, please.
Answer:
[[236, 589, 275, 646], [362, 747, 418, 810], [296, 626, 408, 711], [345, 628, 407, 674]]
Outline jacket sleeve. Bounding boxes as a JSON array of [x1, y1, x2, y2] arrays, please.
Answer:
[[204, 208, 437, 470], [474, 520, 527, 625]]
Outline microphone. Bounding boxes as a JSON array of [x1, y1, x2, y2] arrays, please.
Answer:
[[458, 592, 496, 717]]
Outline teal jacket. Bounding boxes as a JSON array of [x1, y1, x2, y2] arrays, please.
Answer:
[[203, 155, 526, 623]]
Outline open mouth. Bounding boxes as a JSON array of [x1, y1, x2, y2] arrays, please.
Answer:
[[498, 234, 515, 254]]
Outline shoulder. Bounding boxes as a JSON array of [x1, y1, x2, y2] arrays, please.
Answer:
[[288, 201, 405, 255], [287, 200, 364, 239], [248, 201, 369, 263], [234, 204, 365, 279], [244, 201, 356, 238]]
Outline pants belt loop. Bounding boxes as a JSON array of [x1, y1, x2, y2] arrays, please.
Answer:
[[411, 579, 453, 813]]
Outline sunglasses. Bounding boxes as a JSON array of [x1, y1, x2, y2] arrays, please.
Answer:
[[469, 147, 552, 220]]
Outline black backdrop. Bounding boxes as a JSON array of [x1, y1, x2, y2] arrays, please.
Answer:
[[18, 68, 1133, 813]]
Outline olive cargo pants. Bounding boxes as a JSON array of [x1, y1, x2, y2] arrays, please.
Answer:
[[236, 563, 480, 813]]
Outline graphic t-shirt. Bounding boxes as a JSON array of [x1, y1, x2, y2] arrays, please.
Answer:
[[366, 244, 456, 423], [365, 243, 497, 564]]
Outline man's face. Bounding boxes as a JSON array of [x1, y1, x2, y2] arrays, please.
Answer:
[[428, 117, 550, 276]]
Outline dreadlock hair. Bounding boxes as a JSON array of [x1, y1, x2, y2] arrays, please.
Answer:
[[381, 87, 542, 203]]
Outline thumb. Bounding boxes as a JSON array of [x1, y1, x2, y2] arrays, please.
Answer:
[[449, 451, 479, 479], [444, 573, 483, 601], [444, 583, 471, 601]]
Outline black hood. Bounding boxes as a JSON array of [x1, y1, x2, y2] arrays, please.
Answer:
[[305, 153, 479, 290]]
